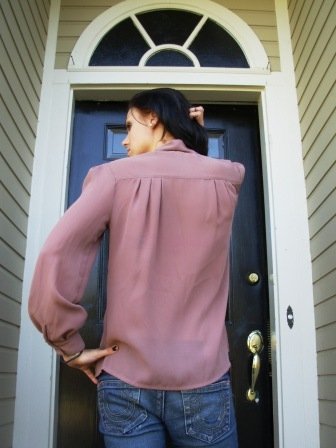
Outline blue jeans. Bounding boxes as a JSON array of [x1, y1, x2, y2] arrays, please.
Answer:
[[97, 371, 238, 448]]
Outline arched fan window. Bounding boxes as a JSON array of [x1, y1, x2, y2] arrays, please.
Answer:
[[89, 9, 249, 68]]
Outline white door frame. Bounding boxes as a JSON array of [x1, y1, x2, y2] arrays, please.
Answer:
[[14, 1, 319, 447]]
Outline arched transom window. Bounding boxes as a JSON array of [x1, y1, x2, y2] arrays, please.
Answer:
[[89, 9, 249, 68]]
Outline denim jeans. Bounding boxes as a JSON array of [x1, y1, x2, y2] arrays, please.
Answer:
[[97, 371, 238, 448]]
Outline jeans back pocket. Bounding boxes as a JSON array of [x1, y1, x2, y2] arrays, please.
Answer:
[[181, 375, 232, 444], [98, 377, 147, 436]]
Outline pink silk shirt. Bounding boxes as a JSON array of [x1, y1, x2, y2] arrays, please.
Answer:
[[29, 139, 245, 390]]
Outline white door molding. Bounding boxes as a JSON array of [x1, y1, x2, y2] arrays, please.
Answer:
[[69, 0, 269, 70]]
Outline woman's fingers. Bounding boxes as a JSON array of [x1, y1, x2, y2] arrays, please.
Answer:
[[82, 366, 99, 385], [64, 346, 119, 383], [189, 106, 204, 126]]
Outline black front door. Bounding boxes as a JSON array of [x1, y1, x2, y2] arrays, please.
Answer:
[[57, 101, 273, 448]]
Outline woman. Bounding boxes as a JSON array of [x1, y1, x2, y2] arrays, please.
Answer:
[[29, 88, 244, 447]]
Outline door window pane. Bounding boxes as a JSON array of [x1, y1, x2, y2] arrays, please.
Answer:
[[89, 18, 150, 66], [89, 10, 249, 68], [136, 10, 201, 45], [105, 127, 127, 159], [208, 132, 226, 159], [146, 50, 194, 66], [189, 19, 249, 68]]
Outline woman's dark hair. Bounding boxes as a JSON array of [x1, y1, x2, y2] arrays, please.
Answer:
[[128, 88, 208, 156]]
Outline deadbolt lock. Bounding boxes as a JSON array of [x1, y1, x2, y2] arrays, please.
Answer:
[[247, 272, 260, 285]]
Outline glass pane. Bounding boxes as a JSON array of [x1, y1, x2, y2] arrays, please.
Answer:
[[208, 132, 226, 159], [189, 19, 249, 68], [136, 10, 201, 45], [105, 127, 127, 159], [146, 50, 194, 66], [90, 18, 150, 66]]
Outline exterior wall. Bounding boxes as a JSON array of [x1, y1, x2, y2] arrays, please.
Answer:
[[288, 0, 336, 446], [0, 0, 50, 446], [56, 0, 280, 70]]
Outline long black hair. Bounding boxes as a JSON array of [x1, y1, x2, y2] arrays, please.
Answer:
[[128, 88, 208, 156]]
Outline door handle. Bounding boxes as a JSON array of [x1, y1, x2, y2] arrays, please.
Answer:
[[246, 330, 263, 402]]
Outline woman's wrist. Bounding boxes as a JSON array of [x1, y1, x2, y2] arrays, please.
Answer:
[[63, 350, 84, 364]]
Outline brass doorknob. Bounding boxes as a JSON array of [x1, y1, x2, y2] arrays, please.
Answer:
[[246, 330, 263, 402], [246, 353, 261, 402]]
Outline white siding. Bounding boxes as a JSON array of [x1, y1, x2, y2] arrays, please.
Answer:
[[55, 0, 280, 70], [0, 0, 50, 446], [288, 0, 336, 447]]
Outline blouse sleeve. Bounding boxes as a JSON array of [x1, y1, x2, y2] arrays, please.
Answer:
[[28, 164, 115, 356]]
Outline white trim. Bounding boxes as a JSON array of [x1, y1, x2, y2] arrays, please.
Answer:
[[183, 15, 208, 49], [257, 89, 283, 447], [58, 67, 269, 84], [15, 1, 320, 447], [131, 13, 156, 48], [69, 0, 269, 70], [273, 1, 319, 446], [139, 44, 200, 67]]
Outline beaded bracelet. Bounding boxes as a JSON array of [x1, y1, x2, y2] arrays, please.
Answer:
[[63, 350, 84, 364]]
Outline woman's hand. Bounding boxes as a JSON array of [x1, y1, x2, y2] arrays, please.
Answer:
[[63, 346, 119, 384], [189, 106, 205, 126]]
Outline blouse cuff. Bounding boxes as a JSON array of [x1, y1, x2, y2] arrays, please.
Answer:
[[52, 333, 86, 357]]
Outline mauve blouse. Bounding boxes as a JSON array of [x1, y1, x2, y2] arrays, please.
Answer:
[[29, 139, 245, 390]]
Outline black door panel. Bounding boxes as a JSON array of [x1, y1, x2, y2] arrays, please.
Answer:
[[57, 101, 273, 448]]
